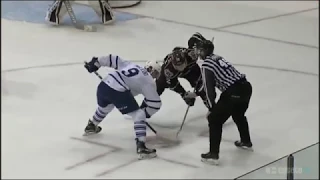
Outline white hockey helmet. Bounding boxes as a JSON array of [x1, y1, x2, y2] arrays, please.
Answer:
[[145, 60, 162, 79]]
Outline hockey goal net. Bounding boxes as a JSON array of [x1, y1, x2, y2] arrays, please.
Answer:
[[75, 0, 142, 8]]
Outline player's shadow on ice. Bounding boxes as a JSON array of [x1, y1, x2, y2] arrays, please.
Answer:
[[153, 113, 274, 151]]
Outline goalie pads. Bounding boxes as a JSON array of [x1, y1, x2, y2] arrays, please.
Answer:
[[45, 0, 73, 25], [45, 0, 114, 25], [89, 0, 115, 24]]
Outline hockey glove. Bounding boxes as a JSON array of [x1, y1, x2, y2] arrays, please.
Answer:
[[84, 57, 101, 73], [182, 91, 197, 106]]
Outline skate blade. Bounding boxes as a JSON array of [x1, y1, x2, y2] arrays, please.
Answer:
[[46, 21, 59, 26], [138, 152, 157, 160], [201, 158, 219, 165], [237, 146, 254, 152], [83, 127, 102, 136], [82, 132, 99, 136]]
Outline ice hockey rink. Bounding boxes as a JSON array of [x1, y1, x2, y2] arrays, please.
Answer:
[[1, 1, 319, 179]]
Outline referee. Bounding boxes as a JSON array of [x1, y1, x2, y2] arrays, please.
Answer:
[[187, 33, 253, 165]]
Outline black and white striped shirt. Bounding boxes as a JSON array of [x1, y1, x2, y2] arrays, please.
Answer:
[[200, 54, 245, 109]]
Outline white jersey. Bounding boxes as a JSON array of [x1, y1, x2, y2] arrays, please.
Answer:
[[97, 55, 161, 110]]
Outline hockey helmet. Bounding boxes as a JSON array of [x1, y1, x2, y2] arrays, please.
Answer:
[[171, 49, 187, 71], [188, 32, 207, 49], [145, 60, 162, 79]]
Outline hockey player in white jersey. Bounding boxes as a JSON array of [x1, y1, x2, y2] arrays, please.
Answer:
[[84, 55, 162, 159], [45, 0, 114, 25]]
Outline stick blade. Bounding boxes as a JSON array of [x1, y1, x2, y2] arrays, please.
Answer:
[[146, 132, 181, 149]]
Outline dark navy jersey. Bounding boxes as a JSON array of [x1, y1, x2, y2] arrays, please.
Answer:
[[156, 47, 200, 96]]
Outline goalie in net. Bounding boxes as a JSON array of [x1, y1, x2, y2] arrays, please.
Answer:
[[45, 0, 140, 25]]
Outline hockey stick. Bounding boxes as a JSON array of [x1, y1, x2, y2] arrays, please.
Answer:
[[176, 74, 203, 137], [64, 0, 96, 32], [175, 37, 215, 137], [84, 61, 157, 135], [176, 105, 190, 137]]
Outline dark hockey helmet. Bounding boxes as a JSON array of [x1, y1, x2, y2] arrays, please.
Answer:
[[188, 32, 207, 49], [171, 49, 187, 71], [195, 39, 214, 59]]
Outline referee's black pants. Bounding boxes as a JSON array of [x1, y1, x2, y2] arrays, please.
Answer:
[[207, 78, 252, 154]]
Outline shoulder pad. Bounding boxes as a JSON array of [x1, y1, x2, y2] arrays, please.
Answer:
[[163, 54, 173, 65], [209, 54, 223, 61]]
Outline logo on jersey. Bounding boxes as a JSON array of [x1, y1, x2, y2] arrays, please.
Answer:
[[164, 69, 173, 78]]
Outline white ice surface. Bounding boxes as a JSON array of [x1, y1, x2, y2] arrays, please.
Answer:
[[2, 1, 319, 179]]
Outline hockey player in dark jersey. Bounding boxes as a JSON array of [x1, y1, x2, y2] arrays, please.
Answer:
[[153, 47, 209, 108], [185, 33, 253, 165]]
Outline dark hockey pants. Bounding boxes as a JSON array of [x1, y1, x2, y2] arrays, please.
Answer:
[[207, 78, 252, 154]]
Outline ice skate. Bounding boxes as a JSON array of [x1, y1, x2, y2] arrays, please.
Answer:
[[201, 152, 219, 165], [235, 140, 253, 151], [83, 120, 102, 136], [136, 138, 157, 160]]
